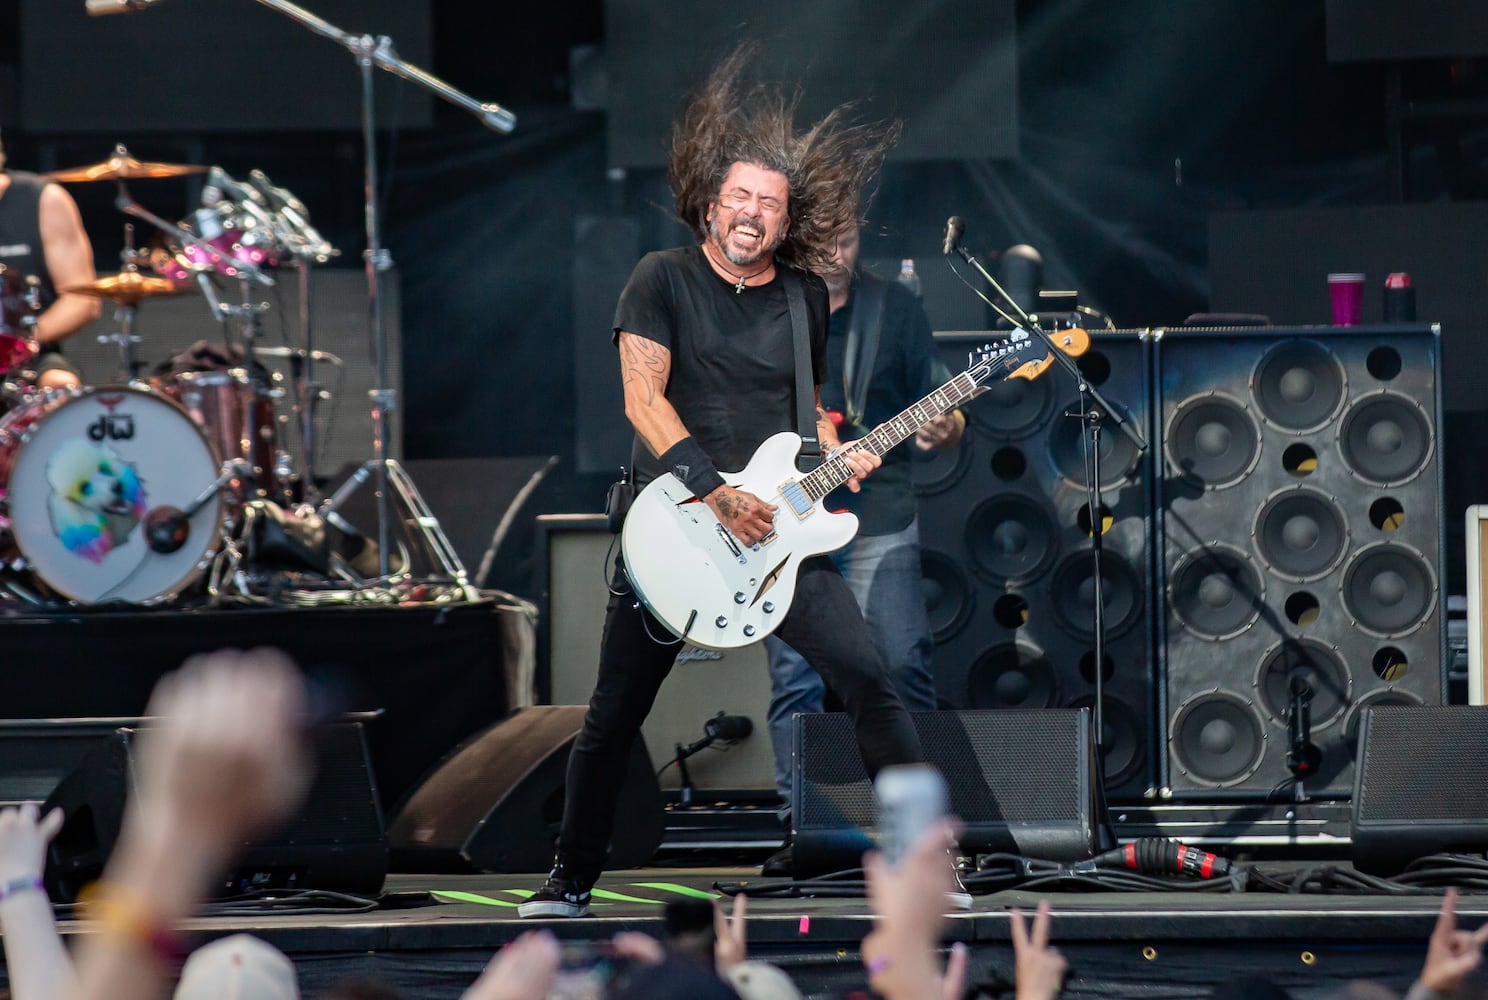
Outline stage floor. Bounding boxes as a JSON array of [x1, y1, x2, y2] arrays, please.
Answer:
[[40, 867, 1483, 1000]]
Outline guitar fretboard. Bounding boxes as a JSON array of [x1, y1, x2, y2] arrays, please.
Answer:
[[798, 344, 1026, 502]]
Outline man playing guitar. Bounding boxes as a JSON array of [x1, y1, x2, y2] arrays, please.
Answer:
[[519, 46, 924, 918]]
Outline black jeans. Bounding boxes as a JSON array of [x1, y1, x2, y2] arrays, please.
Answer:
[[556, 554, 923, 883]]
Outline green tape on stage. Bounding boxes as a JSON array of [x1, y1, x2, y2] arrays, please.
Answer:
[[631, 882, 719, 899], [430, 890, 524, 908], [590, 888, 664, 904]]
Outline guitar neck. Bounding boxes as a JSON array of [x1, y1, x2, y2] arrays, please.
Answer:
[[798, 371, 981, 502]]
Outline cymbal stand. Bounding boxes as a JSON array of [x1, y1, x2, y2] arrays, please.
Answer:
[[946, 237, 1147, 763], [254, 0, 514, 598], [291, 255, 322, 507], [94, 222, 145, 382]]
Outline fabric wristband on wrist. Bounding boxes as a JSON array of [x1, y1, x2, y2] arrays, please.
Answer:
[[658, 436, 726, 499], [77, 880, 185, 965], [0, 875, 45, 902]]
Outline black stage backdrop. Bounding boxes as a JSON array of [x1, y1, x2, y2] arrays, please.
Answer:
[[3, 0, 1486, 597]]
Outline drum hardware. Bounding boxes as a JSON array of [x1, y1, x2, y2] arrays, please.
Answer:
[[254, 0, 512, 597], [64, 224, 196, 383], [0, 265, 43, 375]]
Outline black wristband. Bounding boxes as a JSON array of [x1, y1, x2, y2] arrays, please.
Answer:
[[658, 436, 726, 499]]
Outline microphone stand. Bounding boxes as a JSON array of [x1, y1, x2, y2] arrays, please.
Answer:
[[252, 0, 515, 597], [947, 239, 1147, 771]]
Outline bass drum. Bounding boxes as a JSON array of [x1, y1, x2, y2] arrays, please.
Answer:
[[0, 384, 225, 605]]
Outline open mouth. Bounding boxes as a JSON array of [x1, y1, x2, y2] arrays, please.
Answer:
[[102, 499, 133, 517], [731, 221, 764, 247]]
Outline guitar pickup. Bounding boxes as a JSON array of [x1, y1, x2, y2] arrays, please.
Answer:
[[779, 480, 814, 520]]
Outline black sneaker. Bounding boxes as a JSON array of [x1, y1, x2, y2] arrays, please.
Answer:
[[517, 864, 594, 918], [761, 843, 794, 878]]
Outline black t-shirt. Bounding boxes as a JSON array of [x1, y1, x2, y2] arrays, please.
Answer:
[[612, 245, 829, 490], [0, 171, 58, 309]]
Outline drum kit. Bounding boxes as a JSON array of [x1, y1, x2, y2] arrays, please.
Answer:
[[0, 144, 468, 608]]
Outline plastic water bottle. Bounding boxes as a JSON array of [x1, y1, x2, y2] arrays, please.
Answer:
[[897, 258, 923, 299]]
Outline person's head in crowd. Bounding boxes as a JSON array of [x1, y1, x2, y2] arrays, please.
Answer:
[[173, 934, 299, 1000], [723, 961, 803, 1000]]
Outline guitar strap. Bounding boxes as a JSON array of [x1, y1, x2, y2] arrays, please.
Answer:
[[782, 267, 821, 470], [841, 271, 887, 428]]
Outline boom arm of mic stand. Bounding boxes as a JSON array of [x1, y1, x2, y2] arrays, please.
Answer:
[[250, 0, 516, 133], [952, 245, 1147, 453]]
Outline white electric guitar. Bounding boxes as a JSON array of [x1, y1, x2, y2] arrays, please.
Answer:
[[620, 327, 1092, 649]]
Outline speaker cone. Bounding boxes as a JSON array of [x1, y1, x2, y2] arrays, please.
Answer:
[[1340, 391, 1431, 485], [966, 371, 1057, 441], [1256, 638, 1351, 728], [1165, 393, 1261, 489], [1170, 691, 1267, 787], [1049, 551, 1142, 639], [1049, 403, 1142, 487], [966, 642, 1058, 710], [1254, 487, 1349, 581], [1341, 542, 1436, 636], [1168, 544, 1265, 639], [919, 549, 974, 642], [965, 494, 1059, 584], [1069, 694, 1144, 789], [1252, 339, 1346, 431], [911, 434, 973, 495]]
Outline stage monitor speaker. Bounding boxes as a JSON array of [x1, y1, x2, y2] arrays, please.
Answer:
[[387, 705, 664, 874], [1351, 706, 1488, 874], [915, 331, 1157, 801], [791, 709, 1101, 878], [43, 722, 386, 903], [0, 719, 137, 805], [1155, 325, 1446, 799], [536, 514, 776, 794]]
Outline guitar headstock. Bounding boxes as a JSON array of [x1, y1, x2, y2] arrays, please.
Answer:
[[964, 328, 1093, 386]]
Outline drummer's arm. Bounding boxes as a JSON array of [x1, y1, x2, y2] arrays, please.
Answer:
[[35, 183, 101, 346]]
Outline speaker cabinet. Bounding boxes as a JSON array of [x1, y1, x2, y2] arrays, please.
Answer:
[[44, 723, 386, 902], [915, 331, 1157, 800], [1155, 325, 1446, 798], [537, 514, 776, 793], [1352, 706, 1488, 874], [387, 705, 663, 873], [791, 709, 1101, 877]]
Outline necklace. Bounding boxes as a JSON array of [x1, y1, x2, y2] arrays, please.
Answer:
[[705, 244, 773, 293]]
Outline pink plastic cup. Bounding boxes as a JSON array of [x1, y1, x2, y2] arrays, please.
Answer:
[[1328, 272, 1365, 326]]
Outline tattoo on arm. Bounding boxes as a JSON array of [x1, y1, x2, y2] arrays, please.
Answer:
[[618, 333, 669, 407]]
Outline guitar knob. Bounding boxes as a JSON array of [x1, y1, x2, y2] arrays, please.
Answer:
[[734, 592, 746, 604], [715, 616, 728, 629], [762, 602, 775, 614], [743, 625, 756, 637]]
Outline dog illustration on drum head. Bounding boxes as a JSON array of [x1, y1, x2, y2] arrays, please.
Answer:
[[44, 437, 148, 563]]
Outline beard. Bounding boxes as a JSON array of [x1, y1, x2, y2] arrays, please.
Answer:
[[708, 211, 783, 267]]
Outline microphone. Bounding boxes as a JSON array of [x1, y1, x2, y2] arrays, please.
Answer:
[[941, 216, 965, 257], [86, 0, 165, 14], [704, 713, 753, 743], [677, 712, 754, 759], [1286, 675, 1321, 779]]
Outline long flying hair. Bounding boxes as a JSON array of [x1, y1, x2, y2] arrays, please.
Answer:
[[668, 44, 901, 276]]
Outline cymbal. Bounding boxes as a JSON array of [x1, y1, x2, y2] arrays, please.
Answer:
[[62, 271, 194, 306], [45, 147, 209, 183]]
